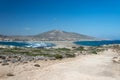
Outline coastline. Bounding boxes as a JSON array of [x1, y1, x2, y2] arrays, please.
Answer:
[[0, 41, 79, 49], [1, 40, 120, 49], [0, 41, 120, 80]]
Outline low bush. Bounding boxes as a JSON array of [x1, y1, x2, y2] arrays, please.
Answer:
[[91, 50, 97, 54], [75, 46, 85, 51], [65, 53, 75, 58], [53, 54, 63, 59]]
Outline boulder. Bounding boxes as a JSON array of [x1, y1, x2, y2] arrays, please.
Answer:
[[49, 57, 56, 60], [7, 73, 15, 76], [0, 56, 6, 59], [34, 64, 40, 67], [112, 56, 120, 63], [2, 62, 9, 66], [34, 56, 46, 60]]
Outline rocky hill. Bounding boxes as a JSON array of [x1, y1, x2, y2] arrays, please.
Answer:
[[0, 30, 96, 41], [0, 35, 8, 40], [0, 35, 7, 38], [34, 30, 95, 41]]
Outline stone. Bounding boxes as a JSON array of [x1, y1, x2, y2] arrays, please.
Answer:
[[49, 57, 56, 60], [0, 56, 6, 59], [0, 60, 2, 63], [34, 64, 40, 67], [11, 59, 18, 63], [2, 62, 9, 66], [7, 73, 15, 76], [112, 56, 120, 63], [34, 56, 45, 60]]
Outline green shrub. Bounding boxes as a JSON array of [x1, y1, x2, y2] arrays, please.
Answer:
[[53, 54, 63, 59], [56, 48, 70, 51], [65, 53, 75, 58], [75, 46, 85, 51], [91, 50, 97, 54]]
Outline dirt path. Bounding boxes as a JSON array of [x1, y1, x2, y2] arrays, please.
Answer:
[[1, 49, 120, 80]]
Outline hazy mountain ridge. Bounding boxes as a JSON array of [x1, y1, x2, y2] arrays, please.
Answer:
[[0, 30, 96, 41], [34, 30, 95, 41]]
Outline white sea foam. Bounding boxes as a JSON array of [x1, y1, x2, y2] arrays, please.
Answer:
[[0, 41, 55, 48], [25, 42, 54, 48]]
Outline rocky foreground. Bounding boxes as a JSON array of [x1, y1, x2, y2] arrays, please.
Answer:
[[0, 44, 120, 80]]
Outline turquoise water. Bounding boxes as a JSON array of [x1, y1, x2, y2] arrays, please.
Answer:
[[0, 41, 55, 48], [1, 40, 120, 47], [74, 40, 120, 46]]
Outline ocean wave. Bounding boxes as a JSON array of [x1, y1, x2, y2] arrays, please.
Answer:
[[0, 41, 55, 48]]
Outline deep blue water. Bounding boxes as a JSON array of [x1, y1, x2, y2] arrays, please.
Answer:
[[74, 40, 120, 46], [0, 41, 55, 48]]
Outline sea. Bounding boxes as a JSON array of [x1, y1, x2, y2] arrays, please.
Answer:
[[0, 41, 55, 48], [1, 40, 120, 47], [74, 40, 120, 46]]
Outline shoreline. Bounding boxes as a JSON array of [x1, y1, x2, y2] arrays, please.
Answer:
[[1, 40, 120, 49], [0, 41, 79, 49]]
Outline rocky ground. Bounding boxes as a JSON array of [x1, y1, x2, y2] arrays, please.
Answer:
[[0, 48, 120, 80], [0, 44, 120, 80]]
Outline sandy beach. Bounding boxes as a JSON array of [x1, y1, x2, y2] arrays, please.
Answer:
[[0, 48, 120, 80]]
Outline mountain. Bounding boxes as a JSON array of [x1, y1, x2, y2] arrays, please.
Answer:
[[0, 34, 8, 40], [0, 30, 96, 41], [0, 34, 8, 39], [0, 35, 6, 37], [34, 30, 96, 41]]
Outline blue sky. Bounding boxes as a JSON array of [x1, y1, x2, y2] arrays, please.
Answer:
[[0, 0, 120, 39]]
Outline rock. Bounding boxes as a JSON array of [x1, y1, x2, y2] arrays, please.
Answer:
[[13, 56, 18, 58], [11, 59, 18, 63], [18, 57, 21, 61], [49, 57, 56, 60], [2, 62, 9, 66], [34, 56, 45, 60], [112, 56, 120, 63], [2, 60, 7, 62], [74, 53, 79, 56], [7, 73, 15, 76], [0, 56, 6, 59], [20, 57, 29, 63], [34, 64, 40, 67], [45, 59, 47, 61], [23, 61, 28, 64], [0, 60, 2, 63]]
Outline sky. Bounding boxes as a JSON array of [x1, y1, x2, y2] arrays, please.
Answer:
[[0, 0, 120, 39]]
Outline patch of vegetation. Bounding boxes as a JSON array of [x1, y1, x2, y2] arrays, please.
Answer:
[[75, 46, 85, 51], [56, 48, 71, 51], [86, 46, 106, 54], [91, 50, 97, 54], [0, 45, 108, 60], [53, 54, 63, 59], [111, 45, 120, 49], [65, 53, 76, 58]]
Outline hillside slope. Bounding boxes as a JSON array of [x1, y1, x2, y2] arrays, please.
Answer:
[[34, 30, 95, 41]]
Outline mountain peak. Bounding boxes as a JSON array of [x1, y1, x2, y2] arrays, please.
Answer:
[[49, 30, 64, 33], [51, 29, 62, 31], [35, 30, 95, 41], [0, 30, 96, 41]]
